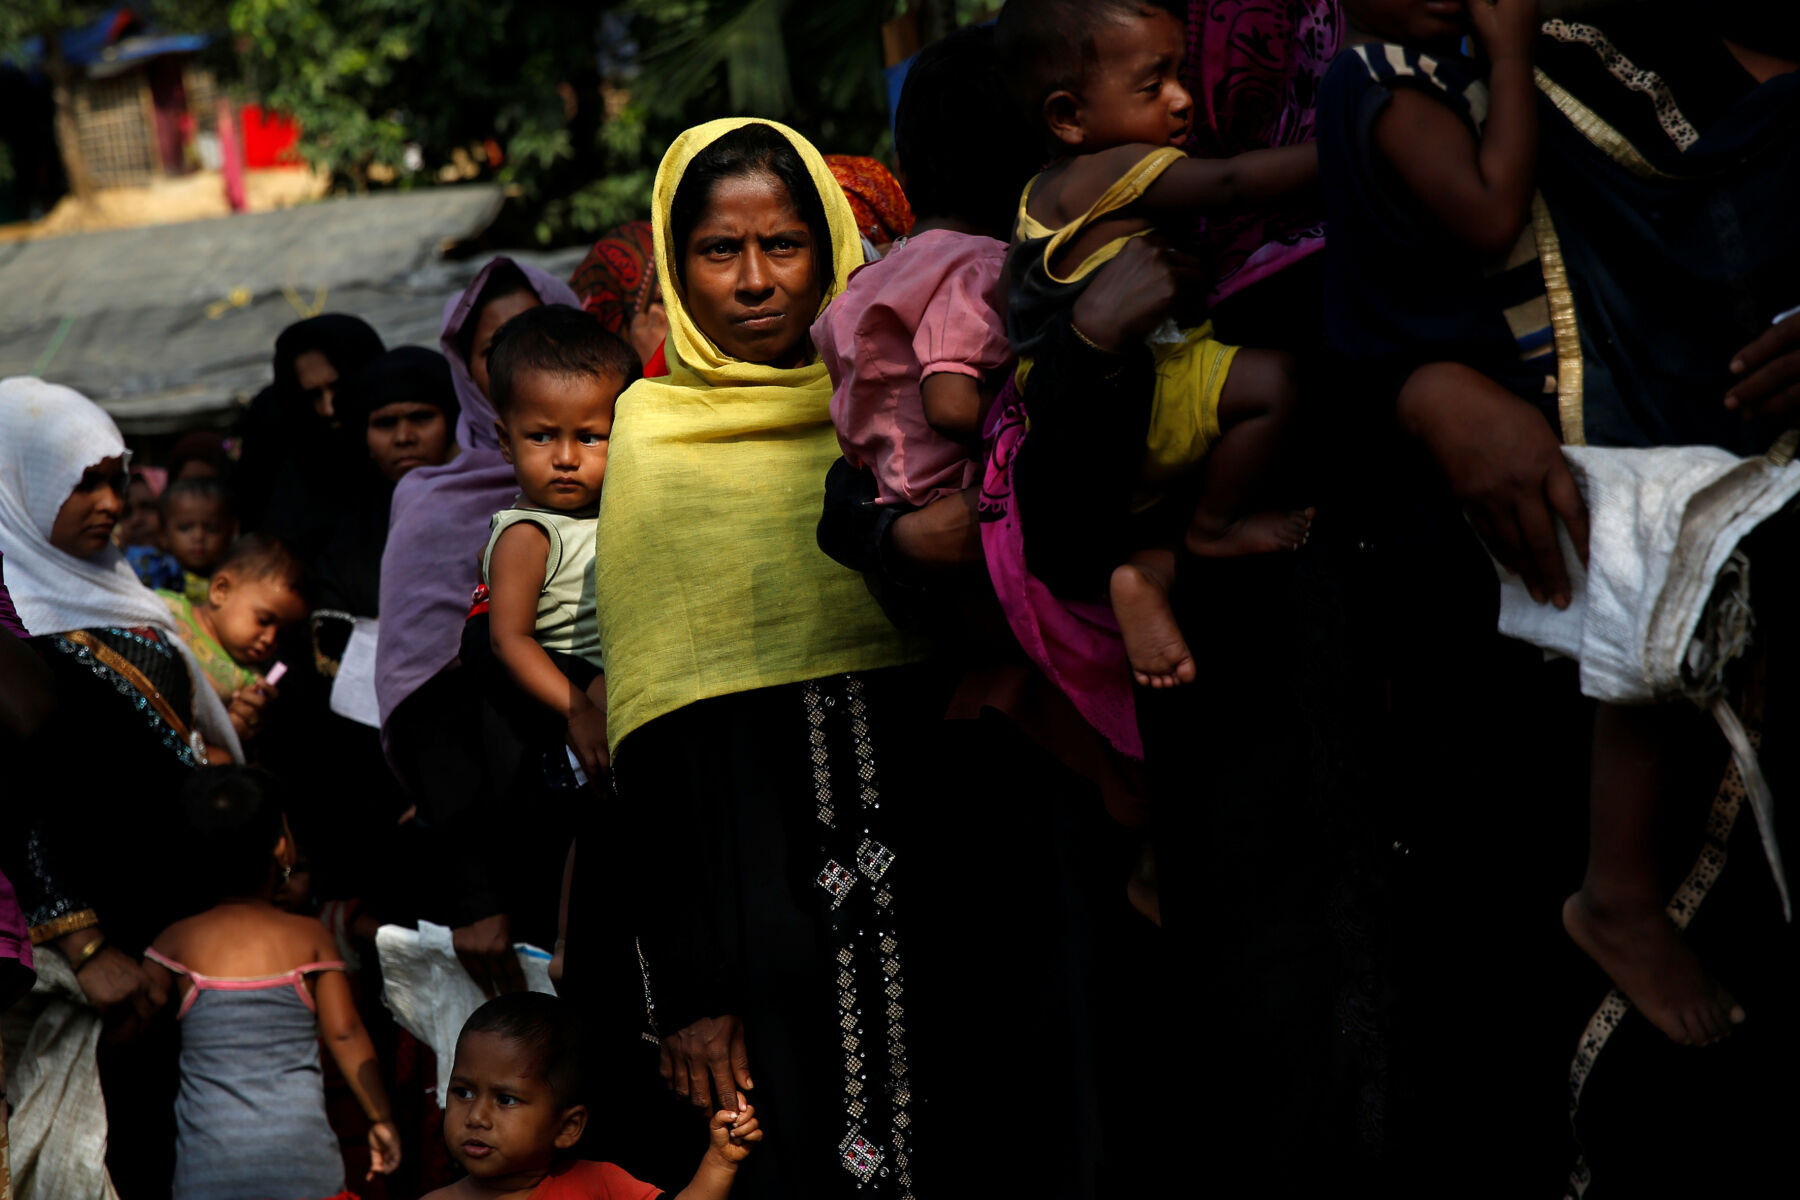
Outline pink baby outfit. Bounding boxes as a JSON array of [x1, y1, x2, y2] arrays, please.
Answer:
[[815, 229, 1013, 508]]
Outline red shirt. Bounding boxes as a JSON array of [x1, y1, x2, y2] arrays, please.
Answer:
[[532, 1159, 663, 1200]]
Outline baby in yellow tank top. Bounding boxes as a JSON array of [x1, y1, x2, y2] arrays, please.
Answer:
[[998, 0, 1319, 688]]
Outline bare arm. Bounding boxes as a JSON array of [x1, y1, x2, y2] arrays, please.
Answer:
[[672, 1106, 762, 1200], [920, 372, 985, 440], [1372, 0, 1540, 258], [315, 968, 392, 1124], [314, 959, 402, 1177], [488, 523, 609, 780], [488, 523, 584, 719], [1137, 142, 1320, 216]]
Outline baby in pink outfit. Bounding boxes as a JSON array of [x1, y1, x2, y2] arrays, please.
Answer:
[[814, 24, 1042, 511]]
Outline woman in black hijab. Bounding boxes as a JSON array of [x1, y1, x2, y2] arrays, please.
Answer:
[[237, 314, 387, 551], [260, 346, 459, 912]]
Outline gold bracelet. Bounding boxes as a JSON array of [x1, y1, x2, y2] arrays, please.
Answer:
[[30, 909, 99, 945], [70, 934, 108, 972], [1068, 320, 1119, 356]]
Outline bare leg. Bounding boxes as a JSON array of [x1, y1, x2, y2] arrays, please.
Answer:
[[1562, 701, 1744, 1045], [1110, 547, 1195, 688], [1185, 348, 1315, 557]]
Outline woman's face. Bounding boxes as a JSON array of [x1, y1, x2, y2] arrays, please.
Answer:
[[681, 172, 824, 368], [366, 401, 452, 482], [469, 292, 542, 399], [293, 350, 341, 424], [50, 455, 128, 559]]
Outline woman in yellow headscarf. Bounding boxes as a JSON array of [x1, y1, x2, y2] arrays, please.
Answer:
[[592, 119, 936, 1198]]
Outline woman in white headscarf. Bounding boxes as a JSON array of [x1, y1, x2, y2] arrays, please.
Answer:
[[0, 376, 242, 1199]]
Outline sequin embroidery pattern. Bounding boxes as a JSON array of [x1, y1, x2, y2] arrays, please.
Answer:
[[803, 675, 917, 1198]]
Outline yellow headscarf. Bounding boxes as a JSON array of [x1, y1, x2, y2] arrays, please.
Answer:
[[595, 118, 929, 752]]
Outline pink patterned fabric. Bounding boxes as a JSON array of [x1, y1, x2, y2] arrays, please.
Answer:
[[816, 230, 1013, 509], [979, 381, 1142, 760], [1184, 0, 1343, 303], [0, 867, 31, 975]]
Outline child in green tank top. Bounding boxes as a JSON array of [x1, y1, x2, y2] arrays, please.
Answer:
[[479, 305, 640, 785]]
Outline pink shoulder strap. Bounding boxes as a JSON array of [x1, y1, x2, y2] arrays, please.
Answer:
[[142, 948, 347, 1019]]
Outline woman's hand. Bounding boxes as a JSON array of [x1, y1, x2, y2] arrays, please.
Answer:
[[226, 681, 275, 740], [1398, 361, 1589, 607], [452, 913, 527, 997], [629, 302, 670, 367], [660, 1014, 754, 1112], [1726, 311, 1800, 425], [60, 932, 163, 1032], [889, 486, 983, 570], [1069, 236, 1205, 352], [366, 1121, 402, 1178], [565, 698, 610, 783]]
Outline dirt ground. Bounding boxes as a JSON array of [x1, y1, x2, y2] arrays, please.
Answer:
[[0, 167, 331, 243]]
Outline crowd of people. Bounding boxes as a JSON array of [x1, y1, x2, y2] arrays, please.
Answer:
[[3, 0, 1799, 1197]]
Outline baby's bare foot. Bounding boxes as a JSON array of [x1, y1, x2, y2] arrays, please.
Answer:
[[1110, 563, 1196, 689], [1563, 891, 1745, 1046], [1187, 506, 1315, 558]]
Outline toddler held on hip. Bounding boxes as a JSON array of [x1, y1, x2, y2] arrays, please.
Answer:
[[997, 0, 1320, 688], [815, 23, 1043, 567], [479, 305, 640, 784]]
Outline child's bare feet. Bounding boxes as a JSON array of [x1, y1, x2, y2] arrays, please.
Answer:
[[1186, 506, 1315, 558], [1563, 891, 1745, 1046], [1110, 563, 1196, 688]]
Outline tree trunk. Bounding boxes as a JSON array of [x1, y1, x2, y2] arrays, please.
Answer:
[[45, 29, 97, 207]]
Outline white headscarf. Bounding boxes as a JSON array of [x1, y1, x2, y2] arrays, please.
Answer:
[[0, 376, 242, 761]]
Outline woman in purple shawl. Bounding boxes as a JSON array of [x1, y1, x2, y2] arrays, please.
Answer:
[[376, 257, 581, 993]]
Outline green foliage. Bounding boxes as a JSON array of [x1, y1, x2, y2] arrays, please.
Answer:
[[4, 0, 912, 246], [225, 0, 586, 189], [630, 0, 895, 160]]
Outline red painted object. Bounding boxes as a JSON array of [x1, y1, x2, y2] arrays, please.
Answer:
[[241, 103, 302, 168]]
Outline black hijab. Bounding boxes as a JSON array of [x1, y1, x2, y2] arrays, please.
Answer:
[[333, 345, 459, 438], [239, 314, 386, 553], [315, 346, 458, 618]]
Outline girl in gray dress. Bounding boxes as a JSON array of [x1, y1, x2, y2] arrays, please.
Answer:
[[142, 767, 401, 1200]]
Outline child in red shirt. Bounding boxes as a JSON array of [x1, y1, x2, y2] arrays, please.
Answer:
[[425, 994, 760, 1200]]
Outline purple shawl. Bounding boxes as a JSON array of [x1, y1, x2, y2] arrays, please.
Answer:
[[374, 257, 580, 727], [1184, 0, 1342, 304]]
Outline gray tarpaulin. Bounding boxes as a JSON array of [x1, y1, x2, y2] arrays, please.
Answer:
[[0, 185, 587, 434]]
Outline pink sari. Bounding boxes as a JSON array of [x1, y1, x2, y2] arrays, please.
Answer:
[[979, 381, 1143, 760]]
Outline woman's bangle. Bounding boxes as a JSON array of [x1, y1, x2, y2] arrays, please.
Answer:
[[70, 934, 108, 972]]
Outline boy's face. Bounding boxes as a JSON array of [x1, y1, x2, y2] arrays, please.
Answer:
[[163, 494, 233, 573], [494, 369, 621, 513], [1053, 7, 1194, 151], [445, 1031, 586, 1187], [205, 570, 307, 665], [1346, 0, 1469, 47]]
